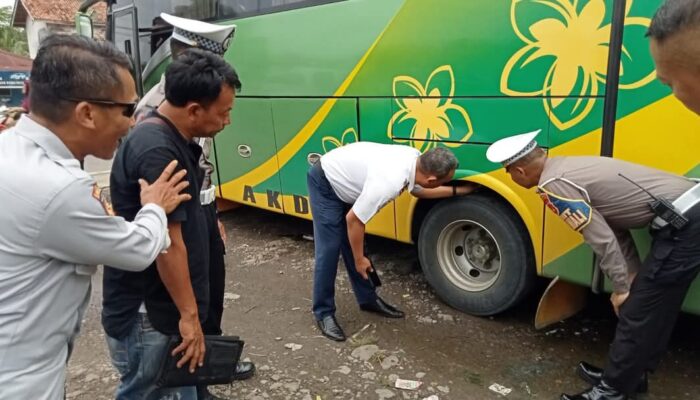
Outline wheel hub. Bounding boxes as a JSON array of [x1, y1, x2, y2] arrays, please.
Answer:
[[465, 229, 497, 271], [436, 220, 502, 292]]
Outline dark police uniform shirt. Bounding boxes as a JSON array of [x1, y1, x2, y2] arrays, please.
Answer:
[[102, 111, 210, 339]]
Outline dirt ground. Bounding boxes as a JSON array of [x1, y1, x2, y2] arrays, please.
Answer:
[[66, 206, 700, 400]]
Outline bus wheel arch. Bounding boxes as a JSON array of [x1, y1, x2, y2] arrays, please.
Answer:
[[414, 190, 537, 316]]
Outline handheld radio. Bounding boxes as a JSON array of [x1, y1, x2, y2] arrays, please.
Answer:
[[618, 173, 688, 230]]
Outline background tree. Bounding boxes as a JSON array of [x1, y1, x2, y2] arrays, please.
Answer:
[[0, 6, 28, 56]]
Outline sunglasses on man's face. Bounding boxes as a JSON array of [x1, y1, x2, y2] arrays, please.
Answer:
[[60, 96, 138, 118]]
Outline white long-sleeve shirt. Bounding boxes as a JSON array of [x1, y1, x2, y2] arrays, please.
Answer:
[[0, 116, 170, 400]]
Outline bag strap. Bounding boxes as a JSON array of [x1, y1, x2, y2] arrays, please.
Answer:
[[139, 116, 169, 128]]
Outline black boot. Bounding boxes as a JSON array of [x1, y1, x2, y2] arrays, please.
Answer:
[[317, 314, 346, 341], [561, 381, 628, 400], [577, 361, 648, 393], [359, 297, 405, 318]]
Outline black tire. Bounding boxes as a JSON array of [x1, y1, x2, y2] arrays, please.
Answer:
[[417, 194, 535, 316]]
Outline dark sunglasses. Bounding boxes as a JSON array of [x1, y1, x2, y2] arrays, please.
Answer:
[[60, 96, 138, 118]]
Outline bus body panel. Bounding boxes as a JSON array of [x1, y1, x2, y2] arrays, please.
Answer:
[[120, 0, 700, 314]]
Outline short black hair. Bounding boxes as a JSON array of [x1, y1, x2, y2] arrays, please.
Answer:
[[164, 48, 241, 108], [29, 34, 133, 123], [647, 0, 700, 41]]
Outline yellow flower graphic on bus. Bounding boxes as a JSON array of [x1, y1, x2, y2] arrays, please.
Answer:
[[501, 0, 655, 130], [388, 65, 473, 152], [322, 127, 358, 153]]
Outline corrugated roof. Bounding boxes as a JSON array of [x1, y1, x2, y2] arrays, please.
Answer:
[[0, 49, 32, 71]]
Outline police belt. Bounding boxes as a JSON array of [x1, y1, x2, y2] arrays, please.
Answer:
[[200, 185, 216, 206], [652, 181, 700, 229]]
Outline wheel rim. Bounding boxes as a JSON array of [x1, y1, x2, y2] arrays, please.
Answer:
[[436, 219, 502, 292]]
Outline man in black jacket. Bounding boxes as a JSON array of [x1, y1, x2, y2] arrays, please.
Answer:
[[103, 49, 242, 400]]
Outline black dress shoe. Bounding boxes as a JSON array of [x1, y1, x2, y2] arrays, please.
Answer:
[[232, 361, 256, 380], [317, 315, 346, 341], [577, 361, 647, 393], [577, 361, 603, 385], [359, 297, 405, 318], [561, 381, 628, 400]]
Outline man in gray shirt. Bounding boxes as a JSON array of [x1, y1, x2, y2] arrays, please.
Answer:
[[488, 129, 700, 400], [0, 35, 190, 400]]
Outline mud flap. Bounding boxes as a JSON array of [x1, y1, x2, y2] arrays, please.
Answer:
[[534, 276, 587, 330]]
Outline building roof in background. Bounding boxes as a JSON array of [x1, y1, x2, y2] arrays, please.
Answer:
[[0, 49, 31, 71], [12, 0, 107, 28]]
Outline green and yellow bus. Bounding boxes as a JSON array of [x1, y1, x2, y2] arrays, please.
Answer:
[[81, 0, 700, 326]]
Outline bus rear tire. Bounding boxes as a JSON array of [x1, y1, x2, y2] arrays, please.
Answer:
[[417, 194, 535, 316]]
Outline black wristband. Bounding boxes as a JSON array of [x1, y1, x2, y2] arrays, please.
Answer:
[[452, 186, 457, 196]]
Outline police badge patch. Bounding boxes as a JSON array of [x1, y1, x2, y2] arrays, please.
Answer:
[[92, 184, 115, 216], [537, 188, 592, 232]]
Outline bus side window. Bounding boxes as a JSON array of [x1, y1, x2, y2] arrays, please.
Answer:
[[218, 0, 256, 17], [218, 0, 345, 19]]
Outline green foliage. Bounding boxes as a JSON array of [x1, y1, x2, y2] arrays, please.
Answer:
[[0, 6, 28, 56]]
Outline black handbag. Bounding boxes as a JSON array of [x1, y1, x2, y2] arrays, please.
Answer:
[[156, 335, 245, 388]]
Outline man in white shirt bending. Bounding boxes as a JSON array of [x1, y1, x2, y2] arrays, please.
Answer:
[[308, 143, 473, 341]]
